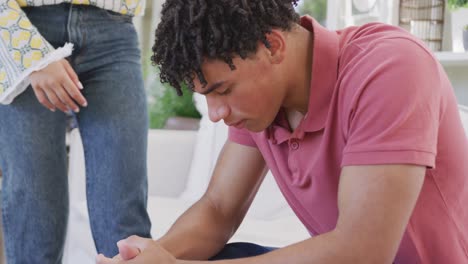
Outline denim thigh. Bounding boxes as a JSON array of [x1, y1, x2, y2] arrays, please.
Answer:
[[66, 5, 151, 255], [0, 86, 69, 263]]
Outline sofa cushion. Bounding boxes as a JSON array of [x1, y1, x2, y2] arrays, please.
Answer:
[[147, 129, 197, 197], [179, 93, 227, 201]]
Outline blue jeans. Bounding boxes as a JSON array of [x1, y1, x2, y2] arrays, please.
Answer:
[[210, 243, 276, 260], [0, 4, 151, 263]]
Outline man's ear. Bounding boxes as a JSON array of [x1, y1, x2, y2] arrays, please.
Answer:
[[263, 29, 286, 64]]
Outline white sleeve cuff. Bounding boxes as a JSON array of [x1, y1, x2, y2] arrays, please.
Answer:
[[0, 42, 74, 105]]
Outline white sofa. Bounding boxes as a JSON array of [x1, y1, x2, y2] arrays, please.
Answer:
[[62, 104, 468, 264]]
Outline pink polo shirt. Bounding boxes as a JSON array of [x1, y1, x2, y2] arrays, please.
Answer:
[[229, 16, 468, 263]]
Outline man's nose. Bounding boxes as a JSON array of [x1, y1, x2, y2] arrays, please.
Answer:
[[207, 99, 229, 123]]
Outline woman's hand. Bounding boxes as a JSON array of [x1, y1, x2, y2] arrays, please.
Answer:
[[29, 59, 87, 113]]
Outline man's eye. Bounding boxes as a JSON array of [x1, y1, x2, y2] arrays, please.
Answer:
[[218, 88, 231, 95]]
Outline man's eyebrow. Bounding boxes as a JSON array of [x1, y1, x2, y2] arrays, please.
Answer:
[[199, 81, 225, 95]]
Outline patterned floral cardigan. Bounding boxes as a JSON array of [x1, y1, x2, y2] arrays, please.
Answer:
[[0, 0, 145, 104]]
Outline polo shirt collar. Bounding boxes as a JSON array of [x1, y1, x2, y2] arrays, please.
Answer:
[[301, 15, 339, 133], [266, 16, 339, 145]]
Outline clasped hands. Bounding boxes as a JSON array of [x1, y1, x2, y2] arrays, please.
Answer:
[[96, 236, 177, 264]]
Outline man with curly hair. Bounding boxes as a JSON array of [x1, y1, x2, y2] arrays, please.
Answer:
[[98, 0, 468, 263]]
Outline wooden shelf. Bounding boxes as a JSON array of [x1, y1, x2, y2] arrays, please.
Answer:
[[435, 52, 468, 67]]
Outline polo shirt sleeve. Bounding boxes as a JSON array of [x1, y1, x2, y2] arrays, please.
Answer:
[[341, 38, 441, 168], [228, 126, 257, 148], [0, 0, 73, 104]]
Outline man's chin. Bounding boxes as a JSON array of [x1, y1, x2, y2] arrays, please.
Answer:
[[244, 122, 270, 133]]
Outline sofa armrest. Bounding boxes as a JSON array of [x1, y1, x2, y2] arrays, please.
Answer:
[[147, 129, 197, 198]]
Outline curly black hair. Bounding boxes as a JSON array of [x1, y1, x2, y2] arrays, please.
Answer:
[[152, 0, 300, 95]]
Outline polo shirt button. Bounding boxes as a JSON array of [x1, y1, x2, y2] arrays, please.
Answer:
[[290, 141, 299, 150]]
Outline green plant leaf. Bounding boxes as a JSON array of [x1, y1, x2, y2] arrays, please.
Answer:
[[298, 0, 327, 25], [147, 74, 201, 129], [448, 0, 468, 10]]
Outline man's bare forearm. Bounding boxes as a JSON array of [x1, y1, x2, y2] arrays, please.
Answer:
[[158, 195, 240, 260], [158, 142, 268, 261]]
